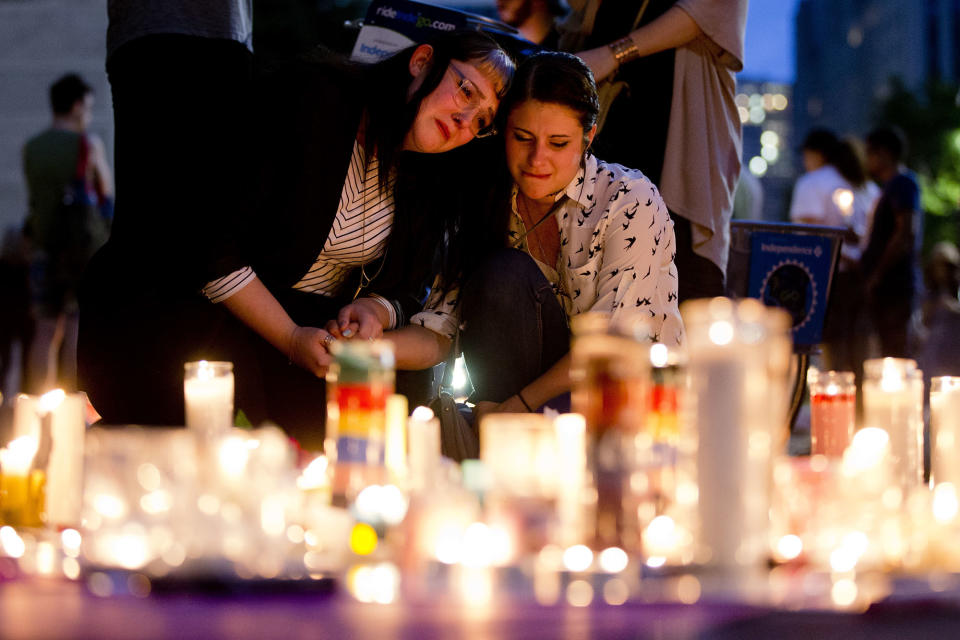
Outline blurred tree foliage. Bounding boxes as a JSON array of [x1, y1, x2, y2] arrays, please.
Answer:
[[874, 78, 960, 252]]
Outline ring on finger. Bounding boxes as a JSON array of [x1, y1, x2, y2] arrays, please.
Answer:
[[322, 334, 336, 348]]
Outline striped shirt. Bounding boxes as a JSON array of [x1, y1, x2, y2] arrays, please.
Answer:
[[203, 139, 395, 303]]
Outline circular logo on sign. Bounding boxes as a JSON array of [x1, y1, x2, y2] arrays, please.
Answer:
[[759, 259, 817, 330]]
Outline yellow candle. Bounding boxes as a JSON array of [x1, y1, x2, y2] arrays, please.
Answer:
[[384, 394, 408, 482]]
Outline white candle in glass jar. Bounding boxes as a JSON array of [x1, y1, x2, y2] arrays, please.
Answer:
[[39, 389, 86, 527], [862, 358, 923, 489], [931, 376, 960, 487], [184, 361, 234, 435]]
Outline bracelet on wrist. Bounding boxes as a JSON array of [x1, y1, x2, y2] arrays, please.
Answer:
[[516, 390, 534, 412], [608, 35, 640, 68]]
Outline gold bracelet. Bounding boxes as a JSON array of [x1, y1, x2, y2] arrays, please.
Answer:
[[608, 35, 640, 67]]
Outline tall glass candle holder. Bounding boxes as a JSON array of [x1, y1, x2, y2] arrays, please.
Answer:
[[808, 370, 856, 457], [862, 358, 923, 490], [480, 413, 559, 556], [570, 313, 650, 553], [681, 297, 792, 571], [325, 340, 394, 506], [184, 361, 234, 436], [931, 376, 960, 487]]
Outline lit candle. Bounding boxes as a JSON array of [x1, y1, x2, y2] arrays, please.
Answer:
[[931, 376, 960, 487], [0, 435, 42, 527], [862, 358, 923, 490], [808, 370, 856, 457], [681, 298, 792, 570], [407, 406, 440, 493], [384, 394, 408, 482], [183, 361, 234, 435], [38, 390, 86, 528]]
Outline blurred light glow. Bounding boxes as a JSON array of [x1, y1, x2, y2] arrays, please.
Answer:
[[649, 343, 669, 368], [62, 557, 81, 580], [933, 483, 959, 523], [772, 94, 788, 110], [218, 436, 250, 477], [61, 529, 82, 554], [748, 106, 766, 124], [748, 156, 768, 177], [599, 547, 629, 574], [349, 523, 378, 556], [761, 145, 779, 163], [411, 406, 435, 422], [297, 455, 329, 490], [776, 534, 803, 561], [603, 578, 629, 605], [709, 320, 735, 345], [451, 356, 469, 391], [38, 388, 66, 414], [93, 494, 128, 520], [738, 106, 750, 124], [760, 130, 780, 147], [846, 26, 863, 48], [646, 556, 667, 568], [677, 575, 702, 604], [563, 545, 593, 572], [831, 578, 858, 607], [136, 464, 162, 492], [566, 580, 594, 607], [843, 427, 890, 473], [140, 490, 173, 515], [0, 526, 25, 558], [832, 188, 854, 217]]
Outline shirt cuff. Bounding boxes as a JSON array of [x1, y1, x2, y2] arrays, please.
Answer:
[[202, 266, 256, 303]]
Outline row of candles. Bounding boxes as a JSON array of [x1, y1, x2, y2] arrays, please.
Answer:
[[1, 297, 959, 610]]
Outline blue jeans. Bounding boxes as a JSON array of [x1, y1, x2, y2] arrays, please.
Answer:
[[460, 249, 570, 409]]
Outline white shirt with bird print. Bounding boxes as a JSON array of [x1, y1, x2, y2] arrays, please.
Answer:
[[413, 153, 685, 347]]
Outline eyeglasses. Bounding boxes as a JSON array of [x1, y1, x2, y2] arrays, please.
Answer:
[[447, 64, 498, 138]]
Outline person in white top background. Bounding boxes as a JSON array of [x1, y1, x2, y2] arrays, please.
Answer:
[[789, 127, 879, 398]]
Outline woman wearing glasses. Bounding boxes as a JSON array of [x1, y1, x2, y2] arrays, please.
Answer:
[[79, 31, 513, 447], [405, 51, 684, 421]]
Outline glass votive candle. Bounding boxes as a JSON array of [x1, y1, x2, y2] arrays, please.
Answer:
[[808, 370, 856, 457], [681, 297, 793, 571], [931, 376, 960, 487], [0, 436, 45, 528], [184, 361, 234, 435], [862, 358, 923, 490], [481, 413, 559, 555]]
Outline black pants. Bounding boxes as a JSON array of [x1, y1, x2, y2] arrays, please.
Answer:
[[671, 213, 726, 303], [459, 249, 569, 407]]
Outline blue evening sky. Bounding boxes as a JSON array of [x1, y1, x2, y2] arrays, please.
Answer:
[[742, 0, 800, 82]]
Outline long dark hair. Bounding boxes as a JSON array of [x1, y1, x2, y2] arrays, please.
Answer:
[[448, 52, 600, 289], [357, 31, 514, 307]]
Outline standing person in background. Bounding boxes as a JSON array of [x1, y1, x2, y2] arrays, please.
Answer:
[[790, 129, 879, 382], [79, 0, 255, 425], [496, 0, 567, 47], [557, 0, 748, 302], [22, 73, 112, 393], [860, 125, 923, 358]]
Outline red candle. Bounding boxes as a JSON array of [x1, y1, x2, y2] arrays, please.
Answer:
[[808, 371, 856, 457]]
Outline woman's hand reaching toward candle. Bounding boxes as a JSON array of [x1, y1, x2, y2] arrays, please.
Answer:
[[287, 326, 336, 377]]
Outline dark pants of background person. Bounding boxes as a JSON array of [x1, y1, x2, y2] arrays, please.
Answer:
[[671, 214, 726, 303], [871, 295, 914, 358], [820, 267, 869, 416], [459, 249, 569, 409]]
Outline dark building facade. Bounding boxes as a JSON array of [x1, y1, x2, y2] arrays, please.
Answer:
[[794, 0, 959, 141]]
